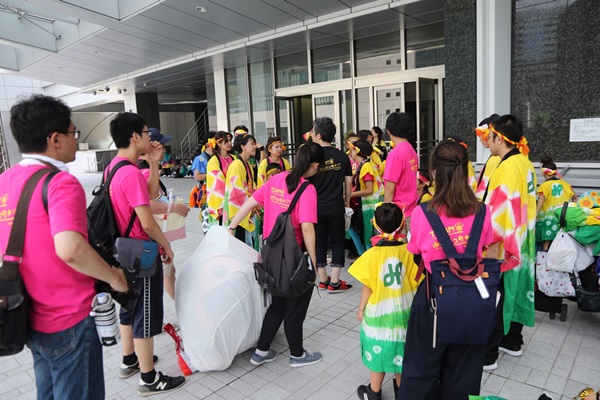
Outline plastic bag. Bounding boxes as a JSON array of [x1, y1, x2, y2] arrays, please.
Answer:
[[546, 229, 594, 272], [536, 251, 575, 297], [175, 226, 267, 372]]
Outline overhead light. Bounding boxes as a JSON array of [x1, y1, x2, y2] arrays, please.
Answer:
[[105, 86, 110, 92], [195, 6, 208, 12], [184, 85, 191, 89], [93, 90, 97, 95], [143, 82, 147, 87], [118, 89, 122, 94], [94, 50, 103, 54]]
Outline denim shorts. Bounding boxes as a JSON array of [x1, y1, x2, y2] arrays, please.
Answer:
[[27, 316, 104, 400], [120, 258, 164, 338]]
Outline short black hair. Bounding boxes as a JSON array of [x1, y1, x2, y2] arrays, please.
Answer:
[[492, 114, 523, 145], [352, 140, 373, 158], [233, 133, 255, 153], [374, 203, 404, 234], [357, 129, 372, 141], [110, 112, 147, 149], [540, 155, 556, 170], [233, 125, 249, 135], [313, 117, 337, 143], [385, 112, 413, 139], [9, 94, 71, 153]]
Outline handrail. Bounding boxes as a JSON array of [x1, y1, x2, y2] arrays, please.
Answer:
[[180, 109, 208, 162]]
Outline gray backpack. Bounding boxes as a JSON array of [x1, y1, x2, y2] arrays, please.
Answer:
[[253, 181, 316, 298]]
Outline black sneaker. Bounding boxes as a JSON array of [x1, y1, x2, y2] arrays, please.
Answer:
[[119, 355, 159, 379], [138, 371, 185, 397], [392, 377, 400, 398], [357, 384, 382, 400]]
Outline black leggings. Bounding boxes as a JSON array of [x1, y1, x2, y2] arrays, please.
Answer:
[[256, 287, 314, 357], [315, 212, 346, 266]]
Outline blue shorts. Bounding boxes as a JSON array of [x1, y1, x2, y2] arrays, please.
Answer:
[[120, 258, 164, 338]]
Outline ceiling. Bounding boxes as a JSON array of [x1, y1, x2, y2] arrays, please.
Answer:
[[0, 0, 444, 103]]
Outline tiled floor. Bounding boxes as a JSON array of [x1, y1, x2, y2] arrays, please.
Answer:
[[2, 171, 599, 400]]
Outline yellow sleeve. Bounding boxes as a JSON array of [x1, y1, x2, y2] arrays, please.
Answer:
[[257, 159, 268, 188], [348, 251, 373, 288], [359, 161, 378, 193], [283, 158, 292, 171]]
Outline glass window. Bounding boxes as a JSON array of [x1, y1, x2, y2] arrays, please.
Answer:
[[275, 51, 308, 88], [225, 65, 250, 130], [339, 90, 353, 135], [312, 42, 351, 83], [355, 87, 370, 131], [405, 22, 445, 69], [355, 31, 402, 77], [249, 59, 274, 145]]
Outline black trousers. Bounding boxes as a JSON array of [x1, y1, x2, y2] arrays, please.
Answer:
[[315, 211, 346, 266], [399, 280, 485, 400], [256, 286, 314, 357], [484, 277, 524, 364]]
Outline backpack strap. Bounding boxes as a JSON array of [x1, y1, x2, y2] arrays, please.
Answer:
[[286, 181, 311, 215], [559, 201, 569, 228], [103, 160, 137, 238], [0, 168, 53, 280], [420, 203, 486, 259]]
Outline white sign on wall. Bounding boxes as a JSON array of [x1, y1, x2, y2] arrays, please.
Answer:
[[570, 118, 600, 142]]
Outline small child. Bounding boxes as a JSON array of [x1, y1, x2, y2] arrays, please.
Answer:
[[416, 168, 433, 205], [348, 203, 421, 400], [265, 162, 283, 181], [536, 156, 575, 250]]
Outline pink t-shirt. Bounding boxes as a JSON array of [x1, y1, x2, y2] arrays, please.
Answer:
[[383, 142, 419, 217], [407, 204, 494, 273], [107, 157, 150, 240], [252, 172, 317, 246], [0, 165, 95, 333]]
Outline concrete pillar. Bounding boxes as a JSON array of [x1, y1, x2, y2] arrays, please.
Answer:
[[135, 92, 160, 128], [213, 69, 228, 132]]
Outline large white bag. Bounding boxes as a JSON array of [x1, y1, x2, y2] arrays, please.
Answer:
[[546, 229, 594, 272], [175, 226, 267, 372]]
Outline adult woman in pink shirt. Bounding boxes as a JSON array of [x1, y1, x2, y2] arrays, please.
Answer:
[[228, 141, 325, 368], [399, 140, 494, 399]]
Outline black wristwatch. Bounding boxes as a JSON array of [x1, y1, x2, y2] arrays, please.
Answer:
[[257, 146, 265, 152]]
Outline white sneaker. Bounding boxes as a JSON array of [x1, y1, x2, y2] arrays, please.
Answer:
[[499, 345, 523, 357], [483, 362, 498, 372]]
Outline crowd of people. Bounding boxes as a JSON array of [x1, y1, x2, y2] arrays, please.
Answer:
[[0, 93, 580, 399]]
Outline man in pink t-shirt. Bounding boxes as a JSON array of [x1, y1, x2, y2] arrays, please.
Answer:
[[0, 95, 127, 400], [108, 112, 185, 396], [382, 112, 419, 217]]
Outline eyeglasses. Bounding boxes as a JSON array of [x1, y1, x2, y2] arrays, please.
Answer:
[[48, 130, 81, 140]]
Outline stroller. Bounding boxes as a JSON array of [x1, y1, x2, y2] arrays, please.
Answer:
[[535, 203, 600, 320]]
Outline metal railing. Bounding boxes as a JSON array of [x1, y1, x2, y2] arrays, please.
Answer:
[[180, 109, 208, 162]]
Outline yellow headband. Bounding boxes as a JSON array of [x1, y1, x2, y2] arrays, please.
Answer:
[[448, 137, 468, 149], [268, 140, 286, 152], [542, 167, 558, 176], [234, 129, 248, 136], [490, 125, 530, 156]]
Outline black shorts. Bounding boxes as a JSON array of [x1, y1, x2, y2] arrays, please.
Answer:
[[119, 259, 164, 339]]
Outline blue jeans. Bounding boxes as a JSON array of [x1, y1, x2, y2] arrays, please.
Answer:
[[27, 316, 105, 400]]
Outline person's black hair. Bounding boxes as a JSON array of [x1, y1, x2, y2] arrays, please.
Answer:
[[371, 126, 383, 139], [491, 114, 523, 145], [385, 112, 413, 139], [313, 116, 337, 143], [540, 155, 557, 170], [286, 141, 324, 193], [351, 139, 373, 158], [447, 135, 465, 145], [9, 94, 72, 153], [266, 162, 283, 174], [233, 133, 256, 154], [357, 130, 372, 142], [233, 125, 249, 134], [374, 203, 404, 234], [478, 114, 500, 127], [109, 112, 147, 149]]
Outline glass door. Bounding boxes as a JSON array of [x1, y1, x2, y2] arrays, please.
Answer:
[[274, 97, 294, 156], [312, 92, 341, 148], [374, 79, 440, 166]]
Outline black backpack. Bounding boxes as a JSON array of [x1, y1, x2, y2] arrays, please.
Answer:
[[253, 181, 316, 298], [0, 168, 54, 356], [87, 161, 136, 265]]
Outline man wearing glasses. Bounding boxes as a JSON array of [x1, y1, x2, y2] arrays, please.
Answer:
[[0, 94, 128, 399], [107, 113, 185, 396]]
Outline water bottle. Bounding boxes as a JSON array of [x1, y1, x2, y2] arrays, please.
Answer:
[[90, 293, 120, 346]]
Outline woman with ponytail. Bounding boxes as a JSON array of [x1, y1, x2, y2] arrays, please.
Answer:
[[399, 140, 495, 399], [228, 141, 325, 368], [206, 131, 233, 226]]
